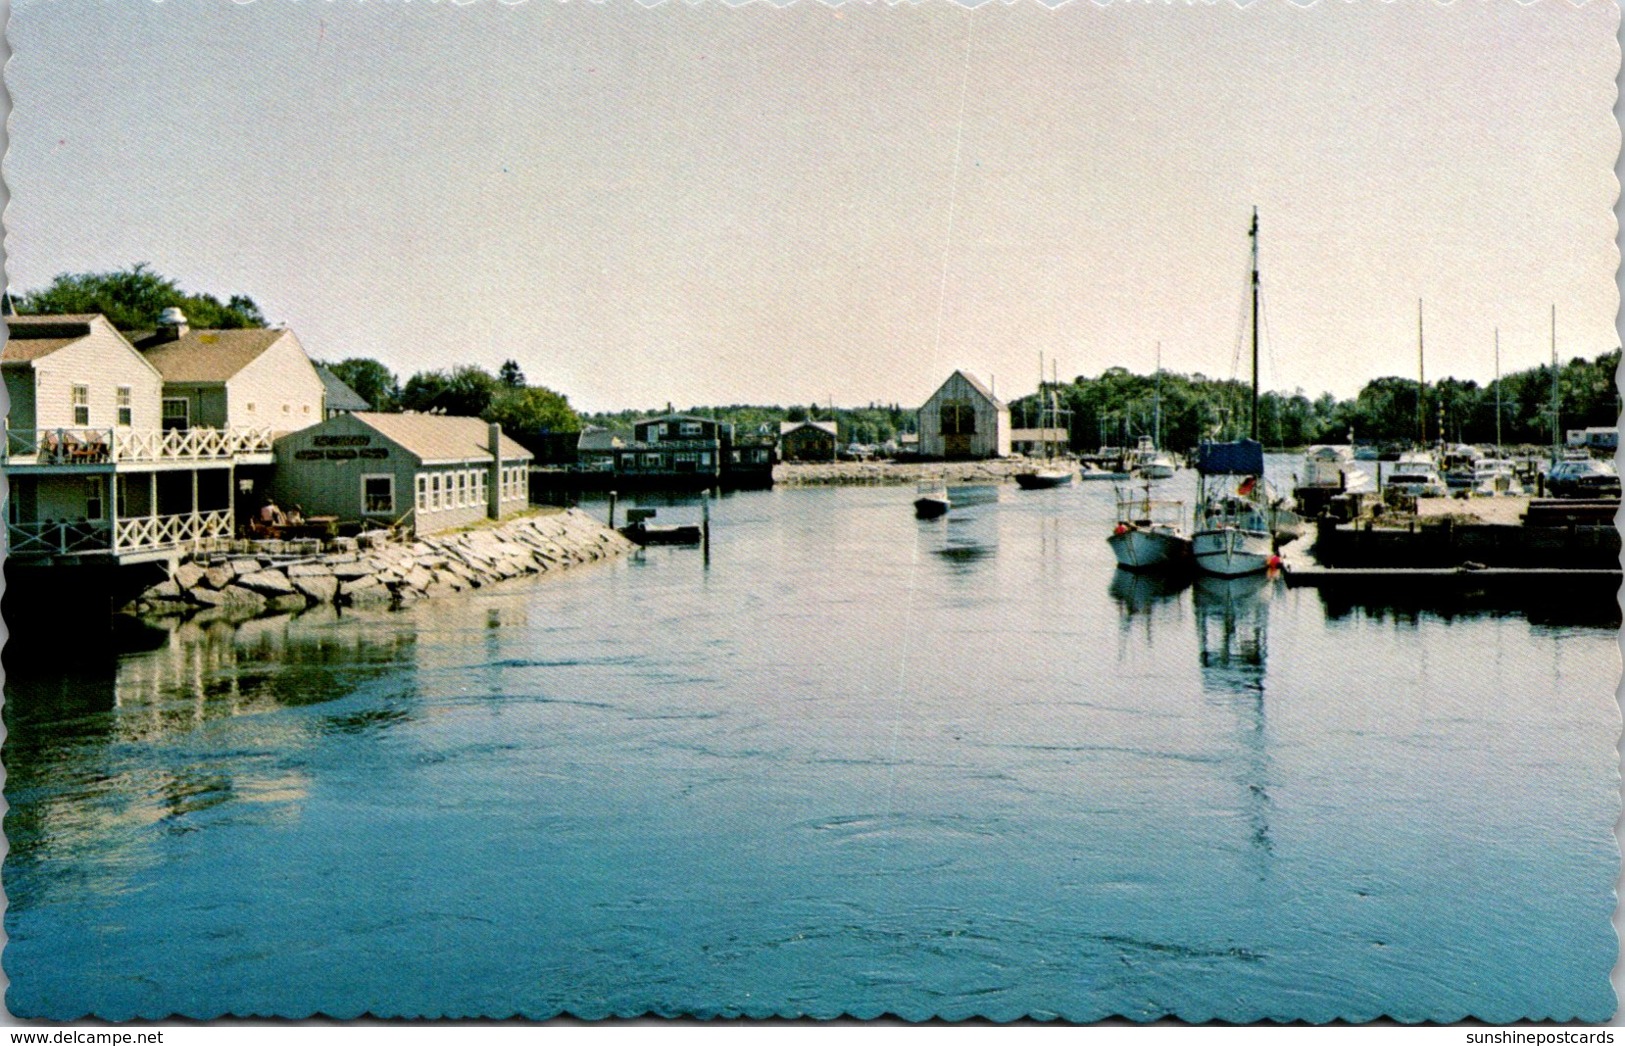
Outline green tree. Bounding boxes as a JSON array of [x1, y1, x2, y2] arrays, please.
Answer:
[[15, 263, 265, 330], [499, 360, 526, 389], [485, 386, 581, 436], [400, 365, 501, 417], [322, 358, 400, 412]]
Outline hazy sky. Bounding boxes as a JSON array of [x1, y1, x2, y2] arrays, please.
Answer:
[[5, 0, 1618, 413]]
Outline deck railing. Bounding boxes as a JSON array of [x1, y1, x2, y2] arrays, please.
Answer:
[[3, 426, 274, 466], [7, 510, 232, 558]]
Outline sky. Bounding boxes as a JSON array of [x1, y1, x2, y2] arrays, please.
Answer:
[[3, 0, 1619, 415]]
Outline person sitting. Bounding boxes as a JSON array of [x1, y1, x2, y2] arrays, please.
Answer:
[[287, 504, 305, 527], [259, 500, 287, 527]]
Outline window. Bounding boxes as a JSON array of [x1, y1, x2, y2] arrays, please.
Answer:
[[416, 475, 429, 512], [84, 476, 104, 520], [431, 473, 442, 510], [457, 471, 468, 507], [247, 402, 256, 413], [282, 403, 291, 414], [680, 421, 703, 437], [162, 398, 189, 431], [302, 404, 311, 414], [362, 474, 394, 515], [116, 387, 132, 427], [71, 385, 89, 426], [476, 472, 487, 504]]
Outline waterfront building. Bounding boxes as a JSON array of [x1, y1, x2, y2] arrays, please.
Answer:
[[317, 366, 371, 418], [272, 412, 533, 535], [576, 425, 631, 472], [597, 412, 774, 490], [2, 313, 276, 565], [779, 419, 838, 462], [1010, 427, 1069, 457], [132, 310, 327, 434], [918, 371, 1010, 460]]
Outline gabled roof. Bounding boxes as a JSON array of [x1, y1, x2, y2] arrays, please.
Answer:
[[3, 314, 160, 373], [635, 413, 721, 427], [135, 328, 291, 382], [316, 366, 371, 411], [577, 427, 631, 452], [351, 412, 532, 464], [928, 370, 1005, 410], [780, 420, 838, 436]]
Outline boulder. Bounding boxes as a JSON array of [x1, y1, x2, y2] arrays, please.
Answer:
[[402, 565, 435, 591], [219, 585, 269, 613], [146, 579, 183, 600], [236, 570, 297, 596], [187, 587, 229, 609], [173, 562, 207, 591], [287, 563, 334, 579], [292, 574, 341, 604], [266, 593, 308, 613], [202, 564, 236, 590]]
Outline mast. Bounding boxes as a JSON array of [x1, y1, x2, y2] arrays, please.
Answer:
[[1417, 299, 1426, 447], [1550, 304, 1560, 463], [1250, 208, 1260, 443], [1154, 340, 1163, 450], [1494, 328, 1502, 455]]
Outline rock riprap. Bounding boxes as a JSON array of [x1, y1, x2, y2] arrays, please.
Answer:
[[130, 509, 636, 618]]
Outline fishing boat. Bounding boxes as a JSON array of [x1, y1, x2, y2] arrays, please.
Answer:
[[1107, 481, 1192, 572], [1130, 346, 1178, 480], [1291, 444, 1374, 517], [1191, 210, 1277, 578], [913, 477, 951, 518]]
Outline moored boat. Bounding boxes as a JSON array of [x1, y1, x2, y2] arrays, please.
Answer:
[[914, 477, 951, 518], [1107, 483, 1192, 572]]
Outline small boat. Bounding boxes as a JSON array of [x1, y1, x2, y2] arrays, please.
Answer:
[[1078, 461, 1131, 481], [1107, 482, 1192, 572], [619, 508, 704, 545], [1015, 467, 1074, 490], [1013, 358, 1075, 490], [914, 478, 951, 518], [1292, 444, 1375, 517], [1131, 437, 1177, 480]]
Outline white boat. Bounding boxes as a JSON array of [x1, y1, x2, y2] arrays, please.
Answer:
[[1107, 483, 1192, 572], [1385, 452, 1448, 498], [1131, 437, 1177, 480], [1191, 211, 1276, 579], [1298, 444, 1374, 494], [1470, 459, 1524, 497]]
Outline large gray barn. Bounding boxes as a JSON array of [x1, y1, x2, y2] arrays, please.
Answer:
[[918, 371, 1010, 459], [273, 412, 533, 534]]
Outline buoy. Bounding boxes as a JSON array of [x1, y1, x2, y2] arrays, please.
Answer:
[[1267, 554, 1283, 569], [1113, 524, 1129, 535]]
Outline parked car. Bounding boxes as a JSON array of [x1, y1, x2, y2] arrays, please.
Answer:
[[1544, 456, 1622, 499]]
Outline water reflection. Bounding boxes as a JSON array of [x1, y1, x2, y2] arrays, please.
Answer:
[[1192, 573, 1275, 877], [1314, 575, 1621, 630]]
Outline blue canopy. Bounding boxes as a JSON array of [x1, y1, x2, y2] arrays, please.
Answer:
[[1196, 439, 1265, 476]]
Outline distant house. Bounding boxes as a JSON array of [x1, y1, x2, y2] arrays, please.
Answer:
[[272, 412, 533, 535], [133, 309, 326, 434], [576, 425, 631, 472], [1, 313, 265, 564], [779, 419, 838, 462], [317, 366, 371, 418], [1010, 427, 1069, 457], [590, 413, 773, 490], [918, 371, 1009, 459]]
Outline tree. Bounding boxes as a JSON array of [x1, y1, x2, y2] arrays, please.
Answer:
[[14, 263, 266, 330], [498, 360, 526, 389], [484, 386, 581, 436], [400, 365, 501, 417], [322, 358, 400, 412]]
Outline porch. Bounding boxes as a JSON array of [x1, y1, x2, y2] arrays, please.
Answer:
[[3, 426, 274, 469], [6, 469, 237, 565]]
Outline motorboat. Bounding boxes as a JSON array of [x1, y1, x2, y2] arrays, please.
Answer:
[[1107, 483, 1192, 573], [1470, 459, 1524, 498], [1131, 437, 1177, 480], [1015, 467, 1075, 490], [1384, 452, 1448, 499]]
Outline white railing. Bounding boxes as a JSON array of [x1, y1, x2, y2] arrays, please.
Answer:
[[114, 510, 233, 553], [6, 510, 232, 558], [4, 426, 273, 465], [6, 519, 114, 556]]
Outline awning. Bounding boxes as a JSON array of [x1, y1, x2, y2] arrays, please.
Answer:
[[1196, 439, 1264, 475]]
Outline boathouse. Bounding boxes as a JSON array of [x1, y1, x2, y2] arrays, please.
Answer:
[[272, 412, 533, 534], [918, 371, 1010, 459], [2, 313, 272, 565], [779, 420, 838, 462]]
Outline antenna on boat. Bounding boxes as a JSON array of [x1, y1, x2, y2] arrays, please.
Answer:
[[1250, 208, 1260, 443]]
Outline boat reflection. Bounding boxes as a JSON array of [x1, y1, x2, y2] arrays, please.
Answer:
[[1106, 568, 1192, 630], [1192, 571, 1276, 878]]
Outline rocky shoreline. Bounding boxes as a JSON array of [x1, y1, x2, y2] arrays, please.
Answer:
[[129, 508, 638, 619], [774, 458, 1052, 487]]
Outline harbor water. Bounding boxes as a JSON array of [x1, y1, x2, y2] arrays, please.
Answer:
[[5, 464, 1619, 1022]]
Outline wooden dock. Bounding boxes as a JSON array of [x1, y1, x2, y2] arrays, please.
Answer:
[[1277, 535, 1622, 588]]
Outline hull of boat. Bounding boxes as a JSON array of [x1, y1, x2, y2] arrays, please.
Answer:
[[1191, 526, 1273, 577], [1108, 526, 1192, 572], [1135, 464, 1176, 480], [1015, 470, 1074, 490], [914, 497, 950, 519]]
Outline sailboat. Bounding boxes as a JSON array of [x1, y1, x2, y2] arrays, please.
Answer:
[[1015, 355, 1075, 489], [1192, 209, 1277, 578]]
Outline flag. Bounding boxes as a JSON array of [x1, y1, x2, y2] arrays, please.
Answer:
[[1237, 476, 1257, 496]]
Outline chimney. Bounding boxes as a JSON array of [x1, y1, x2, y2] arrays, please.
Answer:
[[155, 306, 189, 343], [488, 422, 503, 521]]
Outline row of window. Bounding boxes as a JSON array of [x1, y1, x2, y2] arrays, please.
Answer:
[[66, 386, 310, 429], [411, 467, 527, 515]]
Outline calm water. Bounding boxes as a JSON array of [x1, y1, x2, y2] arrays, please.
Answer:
[[5, 466, 1620, 1022]]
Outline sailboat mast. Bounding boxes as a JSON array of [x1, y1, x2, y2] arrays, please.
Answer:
[[1550, 304, 1560, 463], [1417, 299, 1426, 446], [1494, 328, 1502, 455], [1250, 208, 1260, 443], [1154, 341, 1163, 449]]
